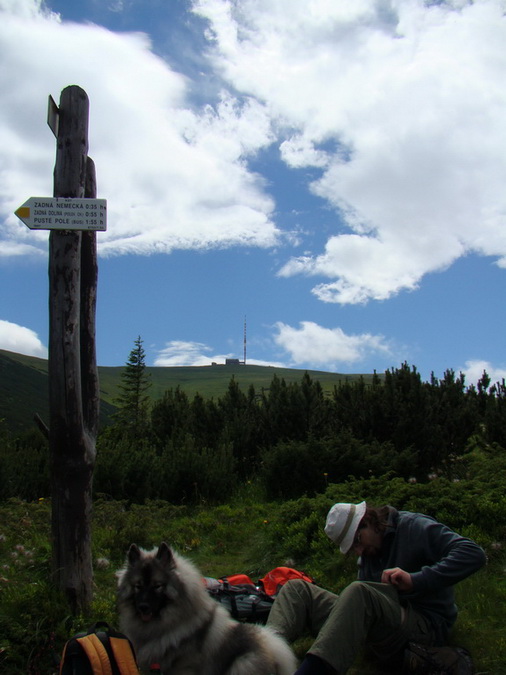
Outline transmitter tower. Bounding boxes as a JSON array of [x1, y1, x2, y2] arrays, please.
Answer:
[[243, 316, 247, 365]]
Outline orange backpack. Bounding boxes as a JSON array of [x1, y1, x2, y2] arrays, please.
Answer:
[[59, 622, 139, 674], [259, 566, 314, 596]]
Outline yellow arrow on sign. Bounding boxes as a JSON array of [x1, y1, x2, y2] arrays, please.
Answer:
[[15, 206, 31, 219]]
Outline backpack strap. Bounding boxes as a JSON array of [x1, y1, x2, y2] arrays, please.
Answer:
[[77, 633, 113, 675], [110, 637, 140, 674], [58, 642, 70, 674]]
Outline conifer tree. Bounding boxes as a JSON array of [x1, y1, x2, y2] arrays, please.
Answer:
[[113, 336, 152, 437]]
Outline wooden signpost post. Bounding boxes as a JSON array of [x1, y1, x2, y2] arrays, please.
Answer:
[[50, 85, 98, 614], [16, 85, 105, 613]]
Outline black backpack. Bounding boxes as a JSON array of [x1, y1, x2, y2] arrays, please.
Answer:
[[59, 622, 140, 675], [206, 580, 275, 624]]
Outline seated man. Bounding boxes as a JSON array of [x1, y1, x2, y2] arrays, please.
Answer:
[[266, 501, 486, 675]]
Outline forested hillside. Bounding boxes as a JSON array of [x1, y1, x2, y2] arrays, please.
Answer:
[[0, 348, 366, 434], [2, 360, 505, 504]]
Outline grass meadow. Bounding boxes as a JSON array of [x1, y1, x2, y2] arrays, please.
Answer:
[[0, 472, 505, 674]]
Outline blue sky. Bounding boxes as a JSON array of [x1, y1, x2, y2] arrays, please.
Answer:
[[1, 0, 506, 385]]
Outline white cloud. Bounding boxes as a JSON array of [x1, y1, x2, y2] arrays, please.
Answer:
[[154, 340, 226, 366], [278, 234, 433, 304], [244, 357, 287, 368], [0, 240, 46, 258], [274, 320, 392, 369], [0, 319, 47, 358], [461, 359, 506, 389], [0, 0, 58, 19], [154, 339, 287, 367], [279, 135, 330, 169], [195, 0, 506, 304], [0, 0, 279, 258]]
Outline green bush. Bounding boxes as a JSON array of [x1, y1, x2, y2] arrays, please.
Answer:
[[94, 434, 237, 505], [260, 434, 418, 500], [0, 430, 49, 501]]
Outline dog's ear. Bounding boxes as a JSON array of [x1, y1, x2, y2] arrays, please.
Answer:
[[128, 543, 141, 565], [156, 542, 174, 568]]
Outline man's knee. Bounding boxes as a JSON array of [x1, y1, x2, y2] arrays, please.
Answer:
[[270, 579, 321, 624], [339, 580, 370, 601], [339, 580, 397, 612], [284, 579, 313, 591], [338, 580, 403, 632], [277, 578, 314, 600], [268, 579, 315, 640]]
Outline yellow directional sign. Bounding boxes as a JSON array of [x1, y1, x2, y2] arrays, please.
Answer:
[[15, 197, 107, 231]]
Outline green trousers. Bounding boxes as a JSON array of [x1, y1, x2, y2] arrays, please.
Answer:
[[266, 579, 437, 674]]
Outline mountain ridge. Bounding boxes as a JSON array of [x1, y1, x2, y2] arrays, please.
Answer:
[[0, 348, 372, 435]]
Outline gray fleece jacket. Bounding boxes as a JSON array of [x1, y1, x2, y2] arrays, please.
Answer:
[[358, 508, 486, 642]]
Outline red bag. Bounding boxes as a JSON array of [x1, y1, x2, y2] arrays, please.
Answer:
[[259, 567, 314, 596]]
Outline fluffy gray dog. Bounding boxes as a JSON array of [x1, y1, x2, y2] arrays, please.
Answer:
[[117, 542, 297, 675]]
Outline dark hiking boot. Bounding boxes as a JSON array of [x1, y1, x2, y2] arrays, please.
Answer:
[[402, 642, 474, 674]]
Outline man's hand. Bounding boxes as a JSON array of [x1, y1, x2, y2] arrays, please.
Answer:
[[381, 567, 413, 592]]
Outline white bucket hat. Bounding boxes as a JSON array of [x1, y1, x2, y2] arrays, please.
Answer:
[[324, 501, 367, 554]]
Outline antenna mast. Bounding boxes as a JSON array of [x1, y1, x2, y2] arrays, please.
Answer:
[[243, 316, 247, 365]]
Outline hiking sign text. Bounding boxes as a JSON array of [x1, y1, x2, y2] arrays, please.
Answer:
[[15, 197, 107, 231]]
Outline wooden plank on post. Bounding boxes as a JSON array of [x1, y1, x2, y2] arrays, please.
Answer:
[[81, 157, 100, 437], [49, 85, 98, 614]]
